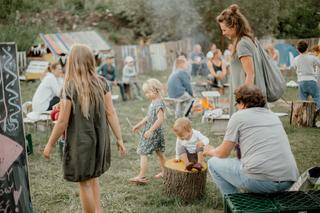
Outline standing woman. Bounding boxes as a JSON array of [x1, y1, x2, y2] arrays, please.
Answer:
[[43, 44, 126, 212], [216, 4, 266, 115]]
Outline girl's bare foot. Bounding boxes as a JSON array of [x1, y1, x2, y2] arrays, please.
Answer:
[[154, 172, 163, 179]]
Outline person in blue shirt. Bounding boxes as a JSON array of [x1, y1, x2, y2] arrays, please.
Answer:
[[98, 55, 127, 101], [167, 56, 194, 118]]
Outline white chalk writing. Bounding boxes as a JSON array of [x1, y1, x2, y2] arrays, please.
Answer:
[[2, 47, 21, 133]]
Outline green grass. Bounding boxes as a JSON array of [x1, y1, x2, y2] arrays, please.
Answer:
[[20, 71, 320, 213]]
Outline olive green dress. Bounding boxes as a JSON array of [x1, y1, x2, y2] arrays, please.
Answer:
[[63, 79, 111, 182]]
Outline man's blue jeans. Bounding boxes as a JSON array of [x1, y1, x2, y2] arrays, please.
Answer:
[[298, 80, 320, 110], [208, 157, 293, 195]]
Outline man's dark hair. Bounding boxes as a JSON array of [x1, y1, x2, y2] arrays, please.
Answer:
[[234, 85, 266, 108], [297, 40, 308, 53]]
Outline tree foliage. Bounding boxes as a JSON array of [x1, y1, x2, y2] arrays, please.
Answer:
[[107, 0, 203, 42], [198, 0, 280, 46], [0, 0, 319, 49], [277, 0, 320, 38]]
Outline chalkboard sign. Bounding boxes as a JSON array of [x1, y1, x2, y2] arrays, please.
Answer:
[[0, 43, 33, 212]]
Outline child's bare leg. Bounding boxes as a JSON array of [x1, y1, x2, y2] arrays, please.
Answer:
[[138, 155, 148, 178], [180, 153, 194, 171], [180, 153, 190, 165], [155, 150, 166, 176], [129, 155, 148, 183], [193, 147, 204, 171], [197, 151, 204, 164], [91, 178, 101, 213], [79, 179, 95, 213]]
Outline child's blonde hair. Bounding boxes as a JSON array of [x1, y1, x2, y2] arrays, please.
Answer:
[[63, 44, 105, 119], [142, 78, 163, 95], [173, 117, 192, 136]]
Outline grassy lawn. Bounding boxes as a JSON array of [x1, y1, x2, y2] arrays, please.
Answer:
[[20, 70, 320, 213]]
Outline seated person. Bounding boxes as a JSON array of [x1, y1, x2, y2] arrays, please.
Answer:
[[206, 49, 227, 94], [171, 53, 191, 74], [204, 85, 299, 195], [173, 117, 209, 172], [98, 54, 127, 101], [167, 57, 194, 118], [122, 56, 142, 100], [190, 44, 206, 76], [32, 62, 64, 112]]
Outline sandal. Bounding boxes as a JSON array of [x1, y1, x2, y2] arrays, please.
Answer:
[[154, 172, 163, 179], [128, 176, 149, 185], [185, 162, 194, 171], [192, 163, 203, 172]]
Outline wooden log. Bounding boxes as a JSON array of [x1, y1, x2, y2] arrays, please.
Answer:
[[163, 159, 207, 201], [290, 101, 317, 127]]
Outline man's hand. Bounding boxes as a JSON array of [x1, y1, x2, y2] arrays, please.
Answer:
[[203, 145, 215, 157]]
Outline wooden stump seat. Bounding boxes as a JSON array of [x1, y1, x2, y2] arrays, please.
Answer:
[[163, 159, 207, 201], [290, 101, 317, 127]]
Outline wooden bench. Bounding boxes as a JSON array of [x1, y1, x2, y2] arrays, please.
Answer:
[[23, 107, 52, 134], [206, 114, 230, 136], [204, 112, 288, 136], [163, 97, 192, 117]]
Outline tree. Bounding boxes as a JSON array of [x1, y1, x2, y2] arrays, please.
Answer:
[[277, 0, 320, 38]]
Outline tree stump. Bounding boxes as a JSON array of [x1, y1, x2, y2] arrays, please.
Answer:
[[163, 159, 207, 201], [290, 101, 317, 127]]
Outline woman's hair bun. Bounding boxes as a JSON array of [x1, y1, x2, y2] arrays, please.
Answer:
[[229, 4, 239, 14]]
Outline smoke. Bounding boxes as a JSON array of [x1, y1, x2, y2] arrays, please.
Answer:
[[146, 0, 207, 43]]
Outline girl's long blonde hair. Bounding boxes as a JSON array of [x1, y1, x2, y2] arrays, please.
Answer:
[[63, 44, 105, 119]]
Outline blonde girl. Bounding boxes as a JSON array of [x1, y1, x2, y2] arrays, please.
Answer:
[[129, 78, 166, 184], [43, 44, 126, 213]]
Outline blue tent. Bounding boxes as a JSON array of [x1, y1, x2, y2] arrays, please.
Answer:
[[275, 43, 299, 67]]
